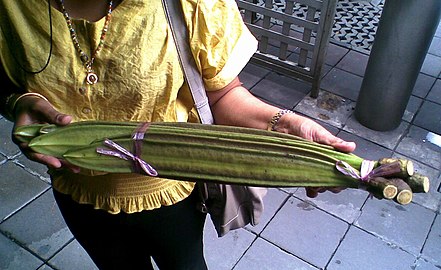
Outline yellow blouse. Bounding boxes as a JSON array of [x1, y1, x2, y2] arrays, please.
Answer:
[[0, 0, 257, 214]]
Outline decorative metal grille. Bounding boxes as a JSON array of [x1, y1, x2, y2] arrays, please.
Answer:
[[238, 0, 338, 97], [254, 0, 385, 52]]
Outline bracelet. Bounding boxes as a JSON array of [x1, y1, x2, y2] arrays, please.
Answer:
[[267, 109, 294, 131], [11, 92, 49, 113]]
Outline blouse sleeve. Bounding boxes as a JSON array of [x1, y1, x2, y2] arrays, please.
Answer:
[[181, 0, 258, 91]]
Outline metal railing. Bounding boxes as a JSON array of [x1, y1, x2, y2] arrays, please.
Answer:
[[237, 0, 337, 97]]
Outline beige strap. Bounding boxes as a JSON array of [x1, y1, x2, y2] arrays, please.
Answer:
[[161, 0, 214, 125]]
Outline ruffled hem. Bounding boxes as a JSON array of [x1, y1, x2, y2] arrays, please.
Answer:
[[52, 177, 196, 214]]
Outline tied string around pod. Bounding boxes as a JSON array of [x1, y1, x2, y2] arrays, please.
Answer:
[[96, 123, 158, 176], [335, 160, 402, 182], [335, 159, 401, 182]]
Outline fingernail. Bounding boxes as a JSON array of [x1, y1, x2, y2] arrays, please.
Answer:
[[55, 114, 65, 122]]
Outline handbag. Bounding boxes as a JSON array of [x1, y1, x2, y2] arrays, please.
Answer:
[[162, 0, 267, 237]]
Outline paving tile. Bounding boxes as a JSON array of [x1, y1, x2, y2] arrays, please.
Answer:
[[0, 118, 20, 158], [279, 187, 300, 195], [294, 90, 355, 129], [0, 232, 44, 270], [292, 188, 367, 224], [421, 54, 441, 78], [412, 73, 437, 98], [234, 238, 318, 270], [355, 199, 436, 255], [393, 153, 441, 212], [414, 258, 440, 270], [421, 214, 441, 266], [246, 188, 289, 234], [343, 114, 409, 150], [395, 125, 441, 170], [261, 196, 348, 268], [37, 264, 55, 270], [0, 161, 50, 221], [427, 78, 441, 104], [240, 63, 270, 90], [320, 64, 333, 79], [337, 131, 393, 161], [48, 240, 98, 270], [429, 36, 441, 57], [203, 220, 255, 270], [327, 226, 416, 270], [14, 155, 51, 184], [320, 67, 363, 101], [250, 72, 310, 109], [0, 189, 73, 260], [436, 22, 441, 38], [413, 100, 441, 134], [403, 95, 423, 123], [325, 42, 350, 66], [335, 50, 369, 77]]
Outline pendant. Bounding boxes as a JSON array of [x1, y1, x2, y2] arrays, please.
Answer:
[[86, 71, 99, 85]]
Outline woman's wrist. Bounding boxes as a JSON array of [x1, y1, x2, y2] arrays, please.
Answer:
[[2, 93, 21, 121], [5, 92, 49, 121], [267, 109, 295, 132]]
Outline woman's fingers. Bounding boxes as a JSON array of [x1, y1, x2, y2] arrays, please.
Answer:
[[305, 187, 346, 198], [288, 114, 356, 153], [21, 145, 63, 169], [14, 96, 72, 126], [12, 95, 76, 171]]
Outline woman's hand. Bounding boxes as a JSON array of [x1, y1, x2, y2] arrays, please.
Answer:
[[273, 113, 356, 198], [273, 112, 356, 153], [12, 95, 78, 171]]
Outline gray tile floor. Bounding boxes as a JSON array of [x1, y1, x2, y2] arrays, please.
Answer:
[[1, 16, 441, 270]]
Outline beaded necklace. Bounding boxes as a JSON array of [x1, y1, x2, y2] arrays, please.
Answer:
[[58, 0, 113, 85]]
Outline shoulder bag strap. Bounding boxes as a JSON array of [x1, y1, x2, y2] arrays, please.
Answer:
[[161, 0, 214, 125]]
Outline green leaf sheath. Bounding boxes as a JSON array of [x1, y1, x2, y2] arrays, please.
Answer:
[[19, 121, 364, 188], [64, 137, 359, 188], [13, 124, 50, 143]]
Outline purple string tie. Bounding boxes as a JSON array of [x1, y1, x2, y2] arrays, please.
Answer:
[[336, 159, 401, 182], [96, 123, 158, 176]]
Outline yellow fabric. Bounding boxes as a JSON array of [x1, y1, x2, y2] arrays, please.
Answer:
[[0, 0, 257, 214]]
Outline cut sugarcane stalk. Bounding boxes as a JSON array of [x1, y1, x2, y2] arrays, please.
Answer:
[[366, 177, 398, 200], [404, 173, 430, 193], [389, 178, 413, 205], [377, 158, 414, 179]]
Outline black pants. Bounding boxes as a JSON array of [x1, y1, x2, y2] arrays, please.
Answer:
[[53, 189, 208, 270]]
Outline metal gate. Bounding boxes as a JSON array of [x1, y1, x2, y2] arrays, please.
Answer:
[[237, 0, 337, 97]]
